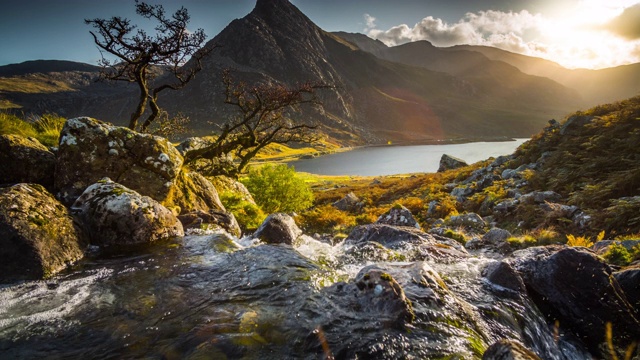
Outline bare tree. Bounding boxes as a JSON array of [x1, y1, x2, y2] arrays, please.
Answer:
[[85, 1, 210, 132], [183, 70, 331, 178]]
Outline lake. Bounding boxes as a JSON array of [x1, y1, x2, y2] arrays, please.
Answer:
[[288, 139, 528, 176]]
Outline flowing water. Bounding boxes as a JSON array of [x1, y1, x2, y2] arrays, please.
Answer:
[[288, 139, 528, 176], [0, 230, 590, 359]]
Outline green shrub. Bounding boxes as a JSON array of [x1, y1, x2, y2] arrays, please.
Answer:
[[241, 164, 314, 214], [219, 192, 265, 231], [0, 112, 38, 138], [602, 243, 632, 266], [443, 229, 467, 245], [507, 235, 537, 249]]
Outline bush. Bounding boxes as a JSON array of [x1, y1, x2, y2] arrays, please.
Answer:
[[507, 235, 537, 249], [443, 229, 467, 245], [299, 204, 356, 234], [241, 164, 314, 214], [566, 234, 593, 247], [219, 192, 265, 231], [602, 243, 632, 266]]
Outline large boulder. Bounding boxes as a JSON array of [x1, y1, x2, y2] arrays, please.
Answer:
[[55, 117, 182, 205], [72, 179, 184, 246], [0, 134, 55, 189], [163, 171, 225, 214], [438, 154, 468, 172], [0, 184, 84, 282], [375, 204, 420, 229], [614, 266, 640, 310], [510, 246, 640, 353], [253, 213, 302, 245], [447, 213, 486, 232]]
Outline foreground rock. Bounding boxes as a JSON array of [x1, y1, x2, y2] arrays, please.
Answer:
[[253, 213, 302, 245], [178, 209, 241, 237], [56, 117, 183, 205], [510, 246, 640, 353], [54, 117, 226, 215], [438, 154, 468, 172], [72, 179, 183, 246], [0, 184, 84, 282], [614, 266, 640, 310], [0, 134, 55, 189]]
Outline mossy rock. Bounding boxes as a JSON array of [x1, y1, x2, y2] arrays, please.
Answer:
[[0, 183, 85, 282], [0, 134, 55, 189]]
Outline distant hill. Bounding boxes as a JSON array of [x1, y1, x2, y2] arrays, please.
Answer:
[[0, 60, 100, 77], [2, 0, 630, 144]]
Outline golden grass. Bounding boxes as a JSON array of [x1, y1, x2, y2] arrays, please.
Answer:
[[0, 77, 75, 93]]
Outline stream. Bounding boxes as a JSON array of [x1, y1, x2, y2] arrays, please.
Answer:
[[0, 230, 591, 359]]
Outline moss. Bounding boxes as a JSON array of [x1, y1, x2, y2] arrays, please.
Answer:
[[380, 272, 393, 281]]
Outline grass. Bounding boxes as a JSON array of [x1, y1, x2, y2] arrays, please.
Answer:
[[0, 112, 66, 147], [0, 76, 75, 94]]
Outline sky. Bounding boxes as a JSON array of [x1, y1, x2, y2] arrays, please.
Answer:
[[1, 0, 639, 69]]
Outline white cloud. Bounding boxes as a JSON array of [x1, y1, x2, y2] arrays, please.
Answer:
[[364, 6, 640, 69], [363, 13, 377, 31]]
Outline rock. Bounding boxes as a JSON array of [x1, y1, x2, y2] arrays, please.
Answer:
[[483, 340, 542, 360], [501, 169, 518, 180], [332, 192, 362, 212], [482, 261, 526, 296], [55, 117, 182, 205], [0, 134, 55, 189], [71, 179, 184, 246], [539, 202, 579, 218], [510, 246, 640, 352], [375, 205, 420, 229], [494, 199, 518, 212], [519, 191, 562, 204], [592, 239, 640, 255], [438, 154, 468, 172], [447, 213, 486, 231], [559, 115, 597, 136], [572, 211, 592, 230], [209, 175, 256, 204], [175, 136, 216, 158], [253, 213, 302, 245], [451, 185, 474, 200], [491, 155, 512, 167], [614, 266, 640, 310], [0, 184, 84, 282], [163, 171, 225, 214], [347, 224, 468, 261], [177, 209, 241, 237]]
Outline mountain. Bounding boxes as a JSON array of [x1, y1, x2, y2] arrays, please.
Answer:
[[0, 0, 598, 143], [446, 45, 640, 106], [0, 60, 101, 77]]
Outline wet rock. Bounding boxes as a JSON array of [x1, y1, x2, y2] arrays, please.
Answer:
[[0, 184, 84, 282], [178, 209, 241, 237], [614, 266, 640, 310], [72, 179, 184, 246], [438, 154, 468, 172], [347, 224, 468, 261], [483, 340, 542, 360], [376, 204, 420, 229], [482, 261, 526, 296], [55, 117, 183, 205], [510, 246, 640, 353], [332, 191, 362, 212], [447, 213, 486, 231], [253, 213, 302, 245], [0, 134, 55, 189]]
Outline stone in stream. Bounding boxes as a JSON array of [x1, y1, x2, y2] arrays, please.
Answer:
[[178, 209, 241, 237], [0, 134, 55, 189], [510, 245, 640, 354], [71, 179, 184, 246], [253, 213, 302, 245], [0, 183, 85, 282]]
